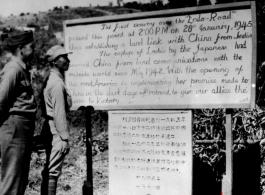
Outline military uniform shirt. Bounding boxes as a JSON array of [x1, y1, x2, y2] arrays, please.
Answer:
[[43, 69, 72, 140], [0, 56, 36, 117]]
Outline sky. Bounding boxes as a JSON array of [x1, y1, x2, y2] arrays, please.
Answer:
[[0, 0, 150, 17]]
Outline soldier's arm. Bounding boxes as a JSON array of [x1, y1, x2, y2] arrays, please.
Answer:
[[0, 67, 18, 120], [51, 82, 70, 140]]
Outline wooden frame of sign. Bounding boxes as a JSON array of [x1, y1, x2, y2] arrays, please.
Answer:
[[64, 1, 256, 110]]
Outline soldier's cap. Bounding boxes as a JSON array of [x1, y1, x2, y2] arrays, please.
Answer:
[[46, 45, 72, 62], [8, 31, 34, 47]]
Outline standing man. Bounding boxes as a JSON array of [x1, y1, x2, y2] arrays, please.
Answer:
[[41, 45, 72, 195], [0, 31, 37, 195]]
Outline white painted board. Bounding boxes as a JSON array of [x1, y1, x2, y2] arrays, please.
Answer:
[[64, 2, 256, 110], [108, 110, 192, 195]]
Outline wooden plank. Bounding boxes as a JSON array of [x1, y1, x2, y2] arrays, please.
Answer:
[[195, 139, 259, 144], [82, 106, 94, 195], [251, 1, 257, 108], [222, 109, 233, 195], [64, 2, 252, 26]]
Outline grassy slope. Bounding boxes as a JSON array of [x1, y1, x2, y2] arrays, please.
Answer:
[[25, 126, 109, 195]]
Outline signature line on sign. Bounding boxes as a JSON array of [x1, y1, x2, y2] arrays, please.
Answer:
[[239, 98, 248, 103]]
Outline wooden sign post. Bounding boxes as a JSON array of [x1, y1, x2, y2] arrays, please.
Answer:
[[80, 106, 94, 195], [222, 109, 233, 195]]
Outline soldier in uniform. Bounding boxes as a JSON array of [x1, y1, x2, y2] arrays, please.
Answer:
[[0, 31, 36, 195], [41, 45, 72, 195]]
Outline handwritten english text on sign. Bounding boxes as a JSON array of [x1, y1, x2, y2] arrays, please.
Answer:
[[65, 6, 255, 110]]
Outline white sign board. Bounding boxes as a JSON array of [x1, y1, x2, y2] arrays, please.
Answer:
[[108, 110, 192, 195], [64, 2, 256, 110]]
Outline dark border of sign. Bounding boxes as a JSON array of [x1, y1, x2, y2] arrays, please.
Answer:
[[63, 2, 257, 110]]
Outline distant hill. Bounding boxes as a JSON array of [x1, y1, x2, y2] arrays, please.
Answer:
[[0, 12, 48, 29], [0, 6, 141, 32], [48, 6, 141, 32]]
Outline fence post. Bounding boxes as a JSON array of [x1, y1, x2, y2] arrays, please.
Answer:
[[222, 109, 233, 195], [82, 106, 94, 195]]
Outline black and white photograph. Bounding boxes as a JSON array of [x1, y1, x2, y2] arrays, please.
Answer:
[[0, 0, 264, 195]]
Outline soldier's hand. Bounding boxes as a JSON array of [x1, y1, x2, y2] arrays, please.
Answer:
[[60, 140, 70, 155]]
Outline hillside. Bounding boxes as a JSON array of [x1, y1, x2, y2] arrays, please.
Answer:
[[48, 6, 141, 32], [0, 6, 141, 32]]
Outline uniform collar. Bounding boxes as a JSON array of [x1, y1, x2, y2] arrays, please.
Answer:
[[50, 68, 65, 81], [10, 56, 27, 70]]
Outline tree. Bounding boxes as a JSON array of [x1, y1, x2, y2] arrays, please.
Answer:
[[167, 0, 197, 9], [167, 0, 198, 9], [20, 12, 25, 16], [117, 0, 123, 7], [155, 0, 164, 9], [215, 0, 234, 4], [64, 5, 70, 9], [167, 0, 187, 8], [53, 6, 59, 11], [188, 0, 198, 7], [124, 1, 140, 9], [198, 0, 212, 6]]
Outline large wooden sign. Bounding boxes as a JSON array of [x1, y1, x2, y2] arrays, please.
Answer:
[[64, 2, 256, 110], [108, 110, 192, 195]]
